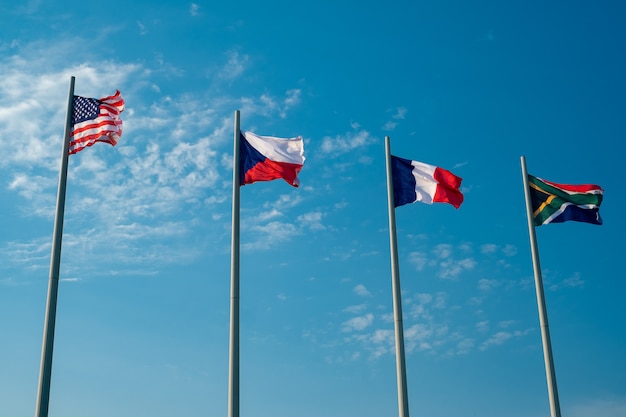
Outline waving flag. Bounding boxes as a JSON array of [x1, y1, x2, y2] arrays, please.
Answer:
[[391, 156, 463, 208], [240, 131, 305, 187], [528, 175, 603, 226], [69, 90, 125, 155]]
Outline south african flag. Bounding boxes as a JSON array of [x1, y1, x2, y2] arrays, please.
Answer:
[[528, 175, 604, 226]]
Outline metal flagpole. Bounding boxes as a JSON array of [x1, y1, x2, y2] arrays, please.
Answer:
[[228, 110, 241, 417], [384, 136, 410, 417], [35, 75, 75, 417], [520, 156, 561, 417]]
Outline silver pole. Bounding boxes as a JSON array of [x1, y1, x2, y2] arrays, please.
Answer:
[[520, 156, 561, 417], [228, 110, 241, 417], [385, 136, 410, 417], [35, 75, 75, 417]]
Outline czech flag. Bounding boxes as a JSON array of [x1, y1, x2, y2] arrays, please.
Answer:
[[240, 131, 305, 187], [391, 156, 464, 208]]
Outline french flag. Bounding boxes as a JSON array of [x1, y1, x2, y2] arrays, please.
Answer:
[[240, 131, 305, 187], [391, 156, 464, 208]]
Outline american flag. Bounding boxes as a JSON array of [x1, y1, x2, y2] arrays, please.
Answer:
[[69, 90, 125, 155]]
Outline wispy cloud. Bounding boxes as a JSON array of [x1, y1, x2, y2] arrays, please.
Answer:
[[479, 328, 531, 351], [433, 244, 476, 279], [0, 38, 308, 275], [549, 272, 584, 291], [479, 331, 512, 350], [475, 320, 489, 332], [382, 106, 407, 131], [391, 107, 407, 119], [343, 304, 367, 314], [408, 241, 520, 280], [297, 211, 326, 231], [137, 21, 147, 35], [319, 128, 375, 156], [568, 398, 626, 417], [481, 243, 517, 257], [408, 251, 427, 270], [0, 237, 50, 272], [478, 278, 499, 292], [455, 338, 475, 354], [382, 121, 397, 131], [240, 193, 328, 250], [353, 284, 370, 296], [240, 89, 302, 119], [219, 50, 249, 80], [480, 243, 498, 254], [342, 313, 374, 332], [244, 221, 301, 249]]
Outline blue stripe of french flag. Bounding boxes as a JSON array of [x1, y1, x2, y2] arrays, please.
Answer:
[[240, 131, 305, 187], [391, 156, 464, 208]]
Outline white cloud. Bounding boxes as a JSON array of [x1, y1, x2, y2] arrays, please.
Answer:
[[408, 251, 427, 270], [263, 193, 303, 211], [498, 320, 515, 328], [239, 89, 302, 120], [568, 398, 626, 417], [343, 304, 367, 314], [319, 129, 375, 155], [479, 331, 512, 350], [502, 244, 517, 256], [353, 284, 370, 296], [245, 221, 300, 249], [283, 89, 301, 112], [190, 3, 200, 16], [370, 328, 394, 345], [478, 278, 499, 292], [392, 107, 407, 119], [297, 211, 325, 230], [456, 338, 474, 354], [433, 243, 453, 259], [438, 257, 476, 279], [219, 50, 248, 80], [430, 244, 477, 279], [432, 292, 447, 309], [8, 173, 55, 204], [415, 293, 433, 305], [381, 107, 407, 131], [137, 21, 147, 35], [0, 38, 309, 274], [255, 209, 283, 222], [453, 160, 469, 170], [480, 243, 498, 254], [549, 272, 584, 291], [382, 121, 397, 131], [479, 328, 531, 351], [404, 323, 439, 352], [342, 313, 374, 332], [476, 321, 489, 332], [0, 237, 50, 271]]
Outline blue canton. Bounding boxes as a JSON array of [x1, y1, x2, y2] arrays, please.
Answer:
[[72, 95, 100, 124]]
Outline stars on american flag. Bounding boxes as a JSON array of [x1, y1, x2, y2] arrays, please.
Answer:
[[71, 96, 100, 124]]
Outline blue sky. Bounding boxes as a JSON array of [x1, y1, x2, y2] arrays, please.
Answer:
[[1, 1, 625, 416]]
